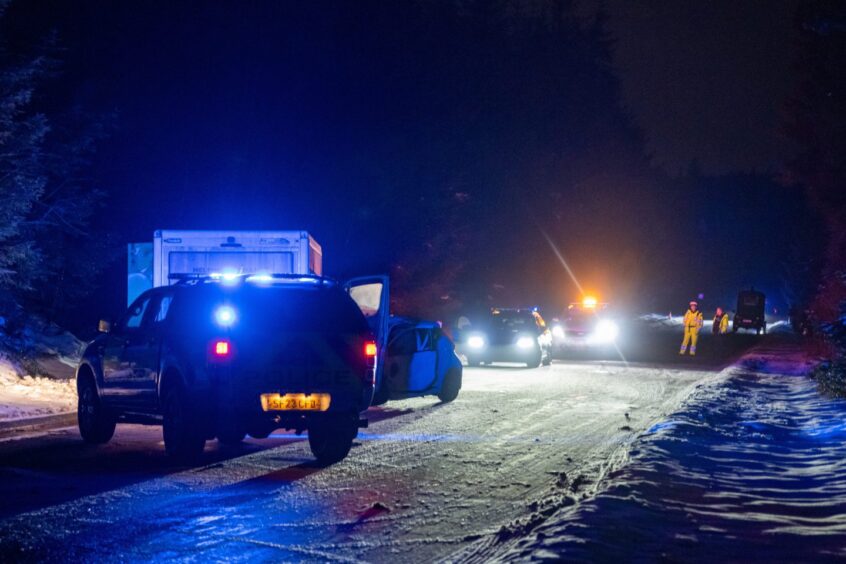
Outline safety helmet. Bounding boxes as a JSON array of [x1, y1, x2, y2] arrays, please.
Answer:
[[689, 300, 698, 307]]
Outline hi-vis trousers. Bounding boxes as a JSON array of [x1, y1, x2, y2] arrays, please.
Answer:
[[680, 326, 700, 355]]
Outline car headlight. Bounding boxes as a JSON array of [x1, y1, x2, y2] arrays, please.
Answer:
[[552, 325, 565, 339], [595, 320, 619, 342], [516, 336, 535, 349], [467, 335, 485, 349]]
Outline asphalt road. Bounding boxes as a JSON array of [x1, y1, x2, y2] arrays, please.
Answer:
[[0, 329, 760, 562]]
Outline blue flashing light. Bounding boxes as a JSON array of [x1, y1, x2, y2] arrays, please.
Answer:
[[214, 305, 237, 327]]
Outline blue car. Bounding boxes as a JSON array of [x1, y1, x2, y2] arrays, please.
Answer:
[[345, 276, 462, 405]]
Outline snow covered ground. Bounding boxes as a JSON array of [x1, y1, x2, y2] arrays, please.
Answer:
[[0, 356, 76, 421], [0, 318, 82, 422], [486, 340, 843, 562], [0, 333, 834, 562]]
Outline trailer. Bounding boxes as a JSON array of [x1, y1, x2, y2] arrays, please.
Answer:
[[128, 230, 322, 305]]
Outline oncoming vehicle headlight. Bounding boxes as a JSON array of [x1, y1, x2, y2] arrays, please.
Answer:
[[552, 325, 565, 339], [467, 335, 485, 349], [516, 336, 535, 349], [595, 320, 619, 342], [214, 305, 237, 327]]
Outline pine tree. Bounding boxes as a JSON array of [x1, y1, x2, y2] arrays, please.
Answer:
[[0, 1, 111, 325], [782, 1, 846, 326], [0, 20, 50, 295]]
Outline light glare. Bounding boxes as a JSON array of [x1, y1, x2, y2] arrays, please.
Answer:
[[214, 305, 236, 327], [467, 335, 485, 349], [517, 336, 535, 349]]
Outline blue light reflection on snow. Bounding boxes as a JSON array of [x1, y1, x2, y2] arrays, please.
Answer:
[[268, 430, 633, 446]]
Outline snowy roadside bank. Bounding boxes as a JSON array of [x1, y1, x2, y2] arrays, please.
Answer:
[[0, 318, 82, 422], [0, 356, 77, 422], [486, 339, 844, 562]]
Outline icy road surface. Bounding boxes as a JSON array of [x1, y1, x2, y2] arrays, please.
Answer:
[[0, 360, 719, 562]]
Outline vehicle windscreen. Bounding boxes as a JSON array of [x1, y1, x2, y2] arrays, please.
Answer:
[[177, 285, 369, 334], [566, 309, 594, 321], [737, 293, 764, 312], [232, 286, 369, 333], [489, 312, 533, 332]]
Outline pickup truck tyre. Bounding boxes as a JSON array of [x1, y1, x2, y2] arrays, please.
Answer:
[[308, 415, 357, 465], [437, 366, 462, 403], [526, 352, 542, 369], [217, 428, 246, 445], [542, 353, 552, 366], [370, 385, 389, 407], [247, 426, 273, 439], [163, 384, 206, 461], [78, 377, 116, 444]]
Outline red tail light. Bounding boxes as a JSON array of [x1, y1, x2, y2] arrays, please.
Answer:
[[364, 341, 377, 358], [214, 340, 230, 357]]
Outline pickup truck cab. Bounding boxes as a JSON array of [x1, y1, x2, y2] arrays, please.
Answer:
[[77, 274, 377, 464]]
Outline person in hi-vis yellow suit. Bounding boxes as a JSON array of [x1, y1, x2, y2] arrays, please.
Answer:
[[713, 307, 729, 335], [679, 301, 703, 356]]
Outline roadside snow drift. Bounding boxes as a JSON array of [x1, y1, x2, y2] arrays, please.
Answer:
[[502, 343, 845, 562], [0, 317, 81, 422], [0, 356, 76, 421]]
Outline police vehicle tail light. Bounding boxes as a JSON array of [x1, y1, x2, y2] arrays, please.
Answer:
[[363, 341, 377, 384], [364, 341, 377, 359], [213, 340, 231, 357]]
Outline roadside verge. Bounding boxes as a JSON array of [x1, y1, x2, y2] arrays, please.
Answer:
[[478, 337, 843, 562]]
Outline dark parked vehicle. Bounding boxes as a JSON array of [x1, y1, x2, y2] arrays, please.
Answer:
[[461, 308, 553, 368], [76, 274, 378, 464], [733, 289, 767, 334]]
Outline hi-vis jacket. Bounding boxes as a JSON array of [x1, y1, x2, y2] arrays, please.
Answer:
[[684, 309, 703, 330], [714, 313, 729, 334]]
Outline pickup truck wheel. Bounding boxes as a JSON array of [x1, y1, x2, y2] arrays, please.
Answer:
[[541, 352, 552, 366], [217, 428, 246, 446], [247, 427, 273, 439], [308, 415, 357, 465], [78, 378, 116, 444], [370, 385, 389, 407], [437, 366, 462, 403], [163, 385, 206, 461]]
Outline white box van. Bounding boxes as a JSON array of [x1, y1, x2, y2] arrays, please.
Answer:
[[128, 230, 322, 305]]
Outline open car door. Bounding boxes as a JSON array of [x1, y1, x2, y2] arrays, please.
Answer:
[[384, 321, 440, 397], [344, 275, 390, 394]]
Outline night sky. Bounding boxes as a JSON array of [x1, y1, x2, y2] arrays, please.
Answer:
[[1, 1, 811, 326], [576, 0, 802, 175]]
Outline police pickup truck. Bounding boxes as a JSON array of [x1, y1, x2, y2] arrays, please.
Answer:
[[77, 274, 377, 464]]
